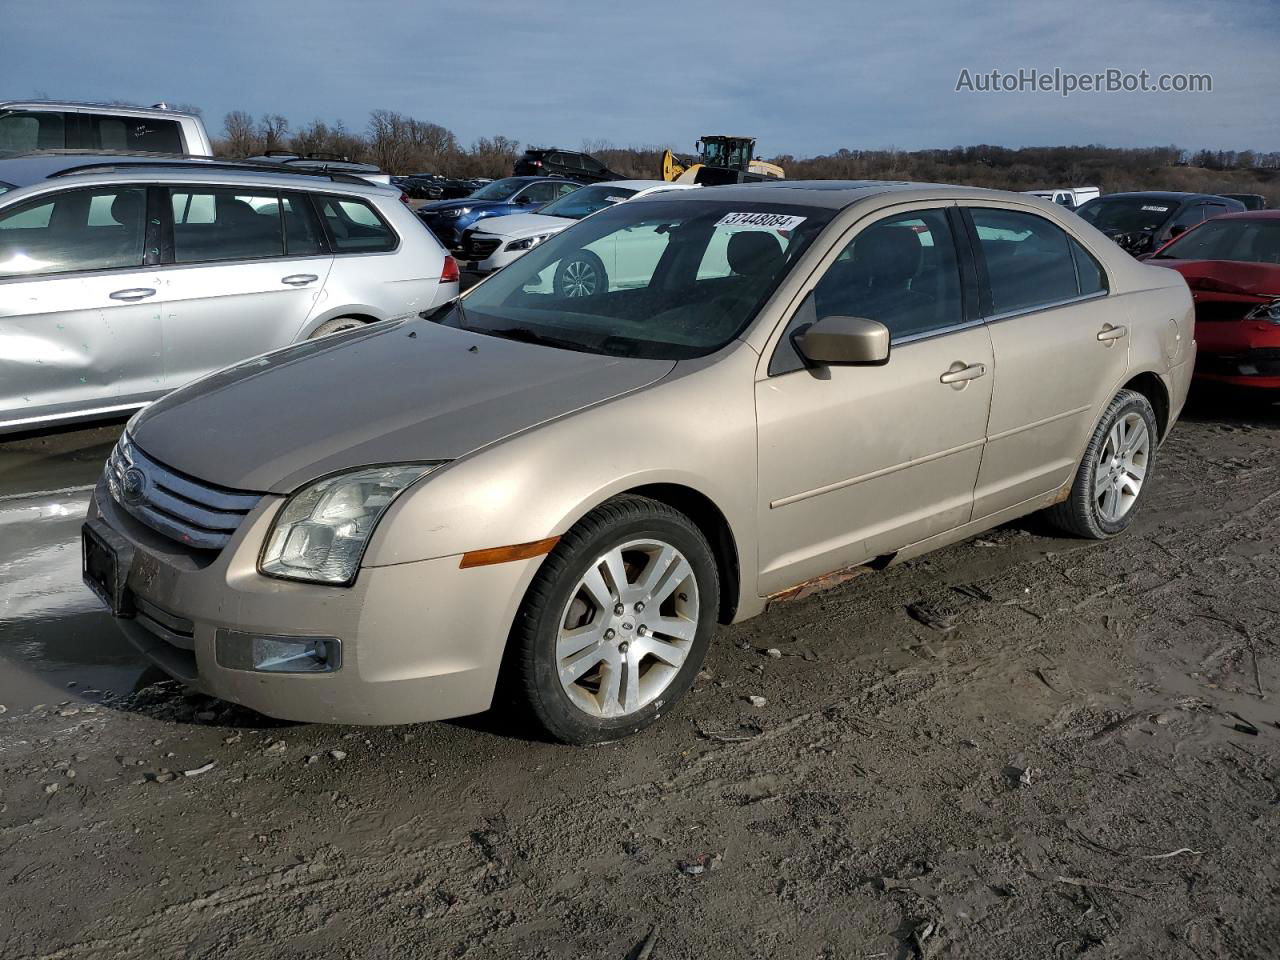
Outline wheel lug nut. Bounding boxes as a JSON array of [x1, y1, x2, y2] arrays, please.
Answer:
[[634, 601, 645, 613], [604, 628, 616, 640], [613, 603, 625, 616], [618, 641, 629, 653], [637, 625, 648, 637]]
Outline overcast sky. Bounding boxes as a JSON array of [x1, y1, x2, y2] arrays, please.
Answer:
[[5, 0, 1278, 156]]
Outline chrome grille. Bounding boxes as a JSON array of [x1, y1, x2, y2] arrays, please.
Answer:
[[106, 435, 263, 551]]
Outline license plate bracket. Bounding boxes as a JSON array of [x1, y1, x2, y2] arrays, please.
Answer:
[[82, 519, 136, 617]]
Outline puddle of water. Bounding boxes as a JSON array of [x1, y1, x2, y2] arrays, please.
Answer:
[[0, 425, 147, 711]]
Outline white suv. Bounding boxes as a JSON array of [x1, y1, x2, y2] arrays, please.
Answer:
[[0, 156, 459, 433]]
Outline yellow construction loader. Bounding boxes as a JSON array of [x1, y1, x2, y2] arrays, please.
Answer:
[[662, 136, 785, 186]]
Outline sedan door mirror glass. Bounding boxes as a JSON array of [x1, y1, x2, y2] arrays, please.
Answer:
[[795, 315, 890, 365]]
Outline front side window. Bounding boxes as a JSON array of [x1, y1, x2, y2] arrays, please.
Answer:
[[316, 196, 396, 252], [969, 208, 1081, 314], [811, 209, 963, 340], [170, 187, 284, 263], [435, 198, 833, 360], [519, 181, 573, 205], [1153, 217, 1280, 264], [0, 186, 146, 278]]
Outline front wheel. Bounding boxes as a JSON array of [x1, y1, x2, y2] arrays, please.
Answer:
[[508, 496, 719, 744], [1047, 389, 1158, 538], [553, 250, 608, 298]]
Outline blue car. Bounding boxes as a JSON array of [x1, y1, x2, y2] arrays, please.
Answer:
[[417, 176, 581, 249]]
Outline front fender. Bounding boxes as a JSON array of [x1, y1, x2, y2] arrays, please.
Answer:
[[361, 347, 762, 610]]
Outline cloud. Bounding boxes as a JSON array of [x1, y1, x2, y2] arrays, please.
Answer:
[[4, 0, 1277, 154]]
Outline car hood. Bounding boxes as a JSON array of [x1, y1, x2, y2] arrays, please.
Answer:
[[1157, 259, 1280, 298], [471, 212, 572, 238], [418, 198, 509, 214], [129, 318, 676, 494]]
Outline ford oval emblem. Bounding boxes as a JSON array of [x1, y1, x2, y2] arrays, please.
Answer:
[[121, 467, 148, 504]]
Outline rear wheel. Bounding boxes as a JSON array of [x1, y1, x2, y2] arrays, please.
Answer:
[[508, 496, 719, 744], [307, 316, 366, 339], [1047, 389, 1157, 539]]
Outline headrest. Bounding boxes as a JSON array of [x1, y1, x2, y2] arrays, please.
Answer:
[[726, 230, 783, 277], [852, 224, 923, 285]]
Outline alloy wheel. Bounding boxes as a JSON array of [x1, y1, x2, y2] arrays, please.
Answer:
[[560, 258, 599, 297], [1095, 412, 1150, 523], [555, 539, 699, 719]]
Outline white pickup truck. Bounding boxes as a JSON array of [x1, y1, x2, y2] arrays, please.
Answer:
[[1023, 186, 1101, 210], [0, 100, 212, 156]]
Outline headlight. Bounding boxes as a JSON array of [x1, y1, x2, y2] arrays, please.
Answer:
[[506, 233, 552, 252], [1245, 298, 1280, 325], [259, 464, 442, 585], [440, 207, 470, 218]]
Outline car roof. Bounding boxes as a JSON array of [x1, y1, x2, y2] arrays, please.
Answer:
[[0, 100, 202, 121], [0, 153, 392, 195], [1207, 209, 1280, 220], [636, 179, 1049, 210], [1086, 191, 1233, 203], [578, 179, 678, 191]]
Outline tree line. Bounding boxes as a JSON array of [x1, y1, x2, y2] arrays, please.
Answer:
[[214, 110, 1280, 203]]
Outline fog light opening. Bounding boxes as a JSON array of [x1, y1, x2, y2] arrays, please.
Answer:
[[216, 630, 342, 674]]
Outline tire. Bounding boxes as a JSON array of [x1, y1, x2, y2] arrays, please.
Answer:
[[1046, 389, 1158, 539], [307, 316, 366, 339], [553, 249, 608, 298], [508, 495, 719, 745]]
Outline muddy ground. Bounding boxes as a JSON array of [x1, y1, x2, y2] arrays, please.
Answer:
[[1, 394, 1278, 960]]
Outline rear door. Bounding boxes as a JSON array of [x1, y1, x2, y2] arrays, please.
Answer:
[[963, 206, 1130, 517], [157, 185, 333, 387], [0, 184, 165, 427]]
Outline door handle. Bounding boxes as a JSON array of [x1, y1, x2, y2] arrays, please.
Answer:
[[108, 287, 156, 302], [1097, 324, 1128, 343], [939, 362, 986, 385], [281, 274, 319, 286]]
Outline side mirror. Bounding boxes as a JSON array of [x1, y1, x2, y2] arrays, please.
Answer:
[[795, 315, 890, 365], [518, 194, 537, 205], [1168, 223, 1188, 238]]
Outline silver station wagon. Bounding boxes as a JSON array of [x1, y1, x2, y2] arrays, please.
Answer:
[[84, 180, 1195, 744], [0, 155, 459, 433]]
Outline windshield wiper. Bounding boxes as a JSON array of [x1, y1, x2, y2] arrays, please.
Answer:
[[484, 326, 592, 352]]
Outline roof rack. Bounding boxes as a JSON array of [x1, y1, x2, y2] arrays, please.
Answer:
[[44, 157, 377, 187]]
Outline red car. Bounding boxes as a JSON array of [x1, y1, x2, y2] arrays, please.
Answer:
[[1147, 210, 1280, 389]]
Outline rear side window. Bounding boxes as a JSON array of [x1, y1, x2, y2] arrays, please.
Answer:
[[0, 110, 66, 152], [170, 187, 285, 263], [969, 208, 1080, 314], [315, 196, 397, 252], [81, 115, 183, 154], [0, 186, 147, 278], [1070, 238, 1108, 296]]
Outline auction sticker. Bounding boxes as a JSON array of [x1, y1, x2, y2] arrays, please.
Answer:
[[1140, 205, 1170, 212], [717, 212, 808, 230]]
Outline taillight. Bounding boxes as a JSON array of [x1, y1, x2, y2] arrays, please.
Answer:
[[440, 255, 460, 283]]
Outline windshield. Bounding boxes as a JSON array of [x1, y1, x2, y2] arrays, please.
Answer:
[[469, 178, 528, 201], [432, 197, 833, 360], [1077, 197, 1175, 234], [537, 184, 639, 220], [1154, 217, 1280, 264]]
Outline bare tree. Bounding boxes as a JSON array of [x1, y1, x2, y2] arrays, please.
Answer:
[[256, 114, 289, 152], [222, 110, 257, 157]]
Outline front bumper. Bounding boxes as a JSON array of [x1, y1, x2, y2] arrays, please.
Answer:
[[86, 480, 540, 725], [1194, 318, 1280, 389], [459, 231, 527, 274]]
